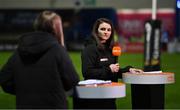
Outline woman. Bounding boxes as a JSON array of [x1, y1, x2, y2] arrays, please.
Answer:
[[74, 18, 143, 109], [0, 11, 79, 109]]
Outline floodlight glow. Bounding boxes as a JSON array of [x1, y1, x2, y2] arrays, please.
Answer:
[[177, 0, 180, 9]]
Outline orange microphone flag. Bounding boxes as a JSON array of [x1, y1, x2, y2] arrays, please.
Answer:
[[112, 45, 121, 56]]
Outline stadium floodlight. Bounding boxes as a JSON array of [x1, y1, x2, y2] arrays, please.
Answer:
[[177, 0, 180, 9]]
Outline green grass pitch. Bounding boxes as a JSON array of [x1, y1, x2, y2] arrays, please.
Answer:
[[0, 51, 179, 109]]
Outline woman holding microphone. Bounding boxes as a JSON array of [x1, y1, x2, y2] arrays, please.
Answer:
[[73, 18, 143, 109]]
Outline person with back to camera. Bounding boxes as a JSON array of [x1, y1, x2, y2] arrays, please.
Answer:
[[73, 18, 143, 109], [0, 10, 79, 109]]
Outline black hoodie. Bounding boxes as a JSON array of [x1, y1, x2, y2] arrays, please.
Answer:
[[0, 31, 79, 109]]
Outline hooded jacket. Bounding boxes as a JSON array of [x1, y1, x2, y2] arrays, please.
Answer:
[[0, 31, 79, 109]]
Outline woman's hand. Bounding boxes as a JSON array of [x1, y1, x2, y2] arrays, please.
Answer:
[[109, 63, 120, 73], [129, 68, 144, 74]]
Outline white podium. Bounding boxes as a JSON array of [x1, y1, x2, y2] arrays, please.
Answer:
[[122, 72, 175, 84], [76, 82, 126, 99]]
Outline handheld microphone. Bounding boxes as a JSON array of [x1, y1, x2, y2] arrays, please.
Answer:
[[112, 45, 121, 63]]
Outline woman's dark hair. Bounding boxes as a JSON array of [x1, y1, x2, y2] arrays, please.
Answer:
[[92, 18, 115, 50]]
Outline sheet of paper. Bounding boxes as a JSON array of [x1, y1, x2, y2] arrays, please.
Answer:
[[78, 79, 111, 85], [143, 71, 162, 74]]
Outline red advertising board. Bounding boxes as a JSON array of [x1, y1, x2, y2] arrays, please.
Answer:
[[117, 9, 175, 53]]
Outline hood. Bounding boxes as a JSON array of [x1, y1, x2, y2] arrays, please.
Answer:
[[84, 37, 96, 47], [84, 36, 110, 51], [17, 31, 58, 64]]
